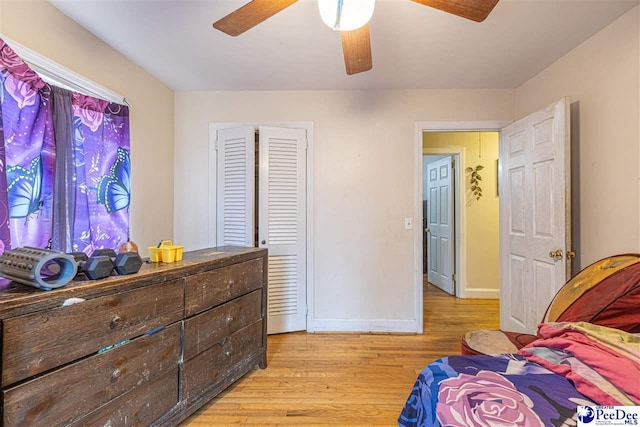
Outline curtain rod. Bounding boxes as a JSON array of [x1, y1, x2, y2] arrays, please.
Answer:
[[0, 34, 129, 106]]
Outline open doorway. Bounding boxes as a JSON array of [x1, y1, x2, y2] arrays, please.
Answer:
[[422, 131, 501, 299], [413, 121, 510, 334], [423, 131, 500, 298]]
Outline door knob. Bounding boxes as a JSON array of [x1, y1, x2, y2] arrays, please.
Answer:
[[425, 228, 430, 234], [567, 250, 576, 259], [261, 240, 266, 245], [548, 249, 563, 259]]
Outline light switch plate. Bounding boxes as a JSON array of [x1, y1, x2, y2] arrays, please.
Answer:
[[404, 217, 413, 230]]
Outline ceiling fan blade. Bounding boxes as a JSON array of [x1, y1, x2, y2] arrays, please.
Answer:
[[411, 0, 499, 22], [213, 0, 299, 36], [341, 25, 373, 75]]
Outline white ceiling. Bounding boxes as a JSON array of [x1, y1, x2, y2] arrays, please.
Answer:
[[47, 0, 639, 92]]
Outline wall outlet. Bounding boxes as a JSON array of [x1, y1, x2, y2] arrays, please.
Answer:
[[404, 217, 413, 230]]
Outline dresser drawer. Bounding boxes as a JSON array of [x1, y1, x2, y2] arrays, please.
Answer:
[[182, 320, 264, 402], [2, 280, 184, 386], [185, 258, 264, 316], [184, 289, 262, 361], [3, 322, 181, 427], [68, 369, 179, 427]]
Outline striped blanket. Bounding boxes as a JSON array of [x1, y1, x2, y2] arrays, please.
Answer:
[[518, 322, 640, 406]]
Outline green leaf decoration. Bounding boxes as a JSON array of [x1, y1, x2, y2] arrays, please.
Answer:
[[467, 164, 485, 201]]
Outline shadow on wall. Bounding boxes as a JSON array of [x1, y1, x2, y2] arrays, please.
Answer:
[[571, 101, 581, 276]]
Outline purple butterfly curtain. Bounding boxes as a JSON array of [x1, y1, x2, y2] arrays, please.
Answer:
[[0, 40, 54, 251], [0, 38, 130, 255], [70, 93, 130, 254]]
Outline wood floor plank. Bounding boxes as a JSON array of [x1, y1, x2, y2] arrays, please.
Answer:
[[181, 282, 499, 426]]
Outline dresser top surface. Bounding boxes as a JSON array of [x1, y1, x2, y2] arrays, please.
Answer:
[[0, 246, 266, 318]]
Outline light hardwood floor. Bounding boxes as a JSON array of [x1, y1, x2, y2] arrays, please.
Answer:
[[182, 280, 499, 426]]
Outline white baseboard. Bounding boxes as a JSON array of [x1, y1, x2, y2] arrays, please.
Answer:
[[459, 288, 500, 299], [309, 318, 418, 333]]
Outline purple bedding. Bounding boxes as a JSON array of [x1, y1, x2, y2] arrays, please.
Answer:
[[398, 354, 595, 427]]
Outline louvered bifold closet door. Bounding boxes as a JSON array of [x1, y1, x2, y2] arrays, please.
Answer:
[[216, 126, 255, 246], [259, 126, 307, 334]]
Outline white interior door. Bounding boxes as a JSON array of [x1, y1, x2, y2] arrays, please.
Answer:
[[259, 126, 307, 334], [499, 98, 571, 334], [426, 156, 455, 295], [216, 126, 255, 246]]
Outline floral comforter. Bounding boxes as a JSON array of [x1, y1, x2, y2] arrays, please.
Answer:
[[398, 322, 640, 427], [398, 354, 594, 427]]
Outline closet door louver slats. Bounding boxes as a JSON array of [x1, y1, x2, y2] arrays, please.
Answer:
[[216, 126, 255, 247], [259, 126, 307, 334]]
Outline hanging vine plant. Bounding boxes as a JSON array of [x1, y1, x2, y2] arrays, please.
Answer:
[[466, 165, 484, 200]]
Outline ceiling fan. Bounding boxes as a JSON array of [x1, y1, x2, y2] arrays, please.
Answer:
[[213, 0, 499, 75]]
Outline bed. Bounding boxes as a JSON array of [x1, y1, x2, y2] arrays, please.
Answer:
[[398, 322, 640, 427]]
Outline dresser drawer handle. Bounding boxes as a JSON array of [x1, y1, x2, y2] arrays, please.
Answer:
[[224, 350, 231, 357], [227, 279, 235, 287], [112, 368, 122, 380], [225, 314, 233, 325], [110, 315, 121, 329]]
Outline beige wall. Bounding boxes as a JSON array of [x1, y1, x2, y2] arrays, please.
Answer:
[[3, 1, 635, 330], [0, 0, 174, 256], [174, 90, 514, 330], [515, 6, 640, 266], [423, 132, 500, 296]]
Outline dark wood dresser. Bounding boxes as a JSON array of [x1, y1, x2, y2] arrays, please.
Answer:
[[0, 246, 267, 427]]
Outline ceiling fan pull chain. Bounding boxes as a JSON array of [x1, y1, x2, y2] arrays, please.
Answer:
[[334, 0, 344, 30]]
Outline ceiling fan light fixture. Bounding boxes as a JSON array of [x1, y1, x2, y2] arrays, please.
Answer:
[[318, 0, 375, 31]]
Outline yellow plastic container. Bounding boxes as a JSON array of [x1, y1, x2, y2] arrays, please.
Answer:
[[148, 240, 184, 263]]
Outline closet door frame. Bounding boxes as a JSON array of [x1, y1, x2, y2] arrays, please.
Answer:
[[208, 122, 315, 331]]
